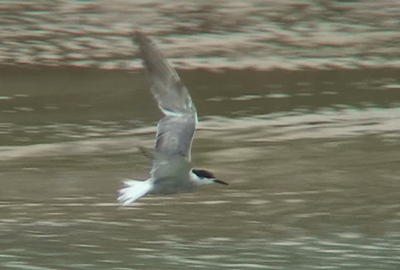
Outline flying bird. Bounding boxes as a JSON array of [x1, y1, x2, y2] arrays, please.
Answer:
[[118, 31, 228, 206]]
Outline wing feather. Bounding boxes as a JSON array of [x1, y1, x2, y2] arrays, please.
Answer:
[[134, 30, 197, 161]]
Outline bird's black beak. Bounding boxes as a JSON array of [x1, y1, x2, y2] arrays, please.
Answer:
[[214, 179, 229, 185]]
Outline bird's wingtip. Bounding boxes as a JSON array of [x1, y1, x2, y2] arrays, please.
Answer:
[[132, 27, 150, 47]]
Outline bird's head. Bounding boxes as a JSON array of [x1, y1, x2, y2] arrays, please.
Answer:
[[191, 169, 228, 186]]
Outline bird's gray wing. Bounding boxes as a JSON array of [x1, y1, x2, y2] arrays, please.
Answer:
[[134, 30, 197, 161]]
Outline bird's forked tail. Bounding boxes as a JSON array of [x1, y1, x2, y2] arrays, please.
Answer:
[[118, 179, 153, 206]]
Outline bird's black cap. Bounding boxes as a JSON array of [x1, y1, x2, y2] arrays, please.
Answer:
[[192, 169, 228, 185]]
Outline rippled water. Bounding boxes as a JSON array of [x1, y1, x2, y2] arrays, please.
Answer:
[[1, 0, 400, 70], [1, 1, 400, 269], [1, 67, 399, 269]]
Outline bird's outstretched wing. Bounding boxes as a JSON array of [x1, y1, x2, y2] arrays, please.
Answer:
[[134, 30, 197, 161]]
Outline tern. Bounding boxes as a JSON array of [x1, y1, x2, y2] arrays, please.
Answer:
[[117, 31, 228, 206]]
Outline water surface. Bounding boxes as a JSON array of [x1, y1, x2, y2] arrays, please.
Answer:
[[1, 1, 400, 269]]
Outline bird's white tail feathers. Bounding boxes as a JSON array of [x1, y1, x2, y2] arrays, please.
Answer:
[[118, 179, 153, 206]]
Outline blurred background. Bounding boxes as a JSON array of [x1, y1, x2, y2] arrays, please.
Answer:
[[0, 1, 399, 269]]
